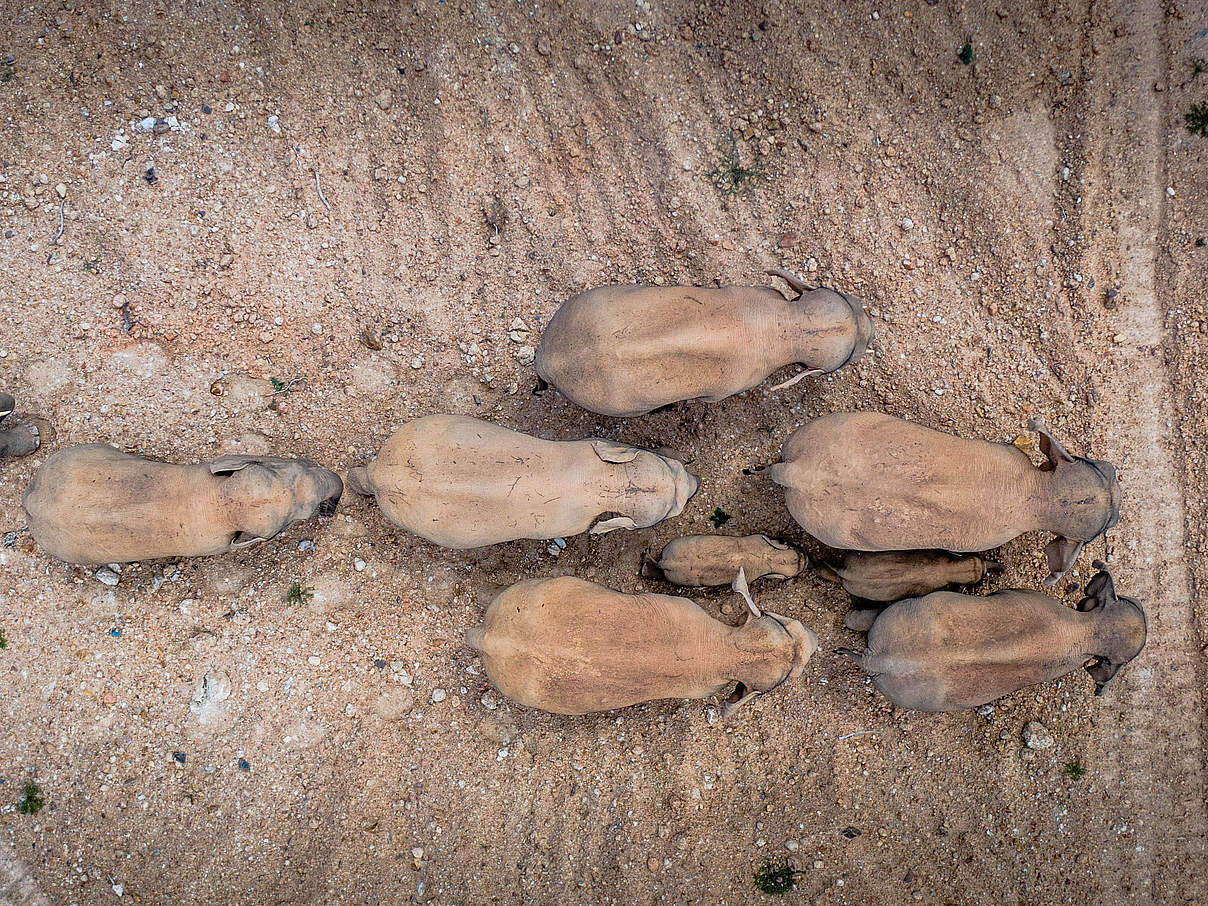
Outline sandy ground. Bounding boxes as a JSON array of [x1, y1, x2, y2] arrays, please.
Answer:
[[1, 0, 1207, 903]]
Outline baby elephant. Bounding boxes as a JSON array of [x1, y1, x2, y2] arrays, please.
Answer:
[[838, 563, 1146, 711], [643, 533, 805, 586], [22, 443, 343, 564], [0, 391, 40, 458], [346, 414, 698, 549], [467, 570, 818, 716], [814, 550, 996, 603], [535, 271, 874, 417], [769, 413, 1120, 584]]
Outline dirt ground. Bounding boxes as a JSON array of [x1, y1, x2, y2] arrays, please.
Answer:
[[1, 0, 1206, 903]]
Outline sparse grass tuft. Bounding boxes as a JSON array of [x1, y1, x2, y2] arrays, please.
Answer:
[[0, 627, 6, 649], [957, 43, 974, 66], [285, 581, 314, 605], [710, 508, 732, 528], [17, 781, 43, 815], [1062, 759, 1087, 780], [754, 861, 800, 895], [710, 137, 762, 196], [1185, 101, 1208, 137]]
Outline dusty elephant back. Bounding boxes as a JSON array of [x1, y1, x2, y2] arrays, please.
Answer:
[[22, 444, 226, 564], [535, 285, 803, 417], [473, 577, 732, 714], [863, 590, 1088, 710], [771, 412, 1041, 552], [357, 414, 693, 548]]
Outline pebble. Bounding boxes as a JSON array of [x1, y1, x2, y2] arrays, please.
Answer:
[[112, 293, 127, 308], [647, 857, 659, 872], [514, 345, 536, 365], [95, 567, 120, 586], [900, 217, 914, 231], [354, 558, 367, 572], [508, 318, 530, 342], [784, 839, 800, 851], [375, 89, 393, 110], [431, 687, 447, 703], [1166, 186, 1176, 197], [308, 655, 321, 666], [1022, 720, 1054, 750], [55, 183, 66, 199]]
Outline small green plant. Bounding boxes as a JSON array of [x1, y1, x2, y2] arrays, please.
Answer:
[[0, 627, 6, 649], [754, 861, 801, 895], [957, 43, 974, 65], [710, 137, 762, 196], [82, 256, 100, 272], [0, 65, 13, 83], [285, 581, 313, 605], [710, 508, 732, 528], [1062, 759, 1087, 780], [1185, 101, 1208, 137], [270, 377, 288, 392], [17, 781, 44, 815], [1192, 58, 1207, 79], [1196, 237, 1205, 247]]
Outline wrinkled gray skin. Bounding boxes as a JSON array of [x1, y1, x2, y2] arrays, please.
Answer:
[[0, 392, 40, 458], [466, 572, 818, 716], [347, 414, 698, 549], [645, 533, 806, 586], [769, 412, 1121, 585], [814, 550, 994, 602], [22, 443, 343, 564], [535, 271, 874, 417], [838, 564, 1146, 711]]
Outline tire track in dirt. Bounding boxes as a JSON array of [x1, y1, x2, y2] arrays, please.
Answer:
[[1070, 1, 1208, 901]]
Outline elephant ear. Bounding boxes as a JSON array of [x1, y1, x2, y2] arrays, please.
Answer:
[[590, 516, 638, 535], [589, 440, 640, 464], [1026, 418, 1077, 472], [210, 455, 270, 475], [1043, 536, 1084, 585], [720, 683, 761, 719]]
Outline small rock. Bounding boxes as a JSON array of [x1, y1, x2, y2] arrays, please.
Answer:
[[55, 182, 66, 199], [537, 35, 551, 56], [514, 345, 536, 365], [647, 857, 659, 872], [375, 89, 393, 110], [1022, 721, 1054, 750], [1166, 186, 1176, 197], [900, 217, 914, 231], [508, 318, 530, 342], [95, 567, 120, 586], [785, 839, 800, 851], [354, 558, 367, 572], [112, 293, 128, 309], [431, 688, 447, 703]]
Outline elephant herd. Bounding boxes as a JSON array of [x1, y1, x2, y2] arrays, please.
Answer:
[[8, 272, 1145, 718]]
